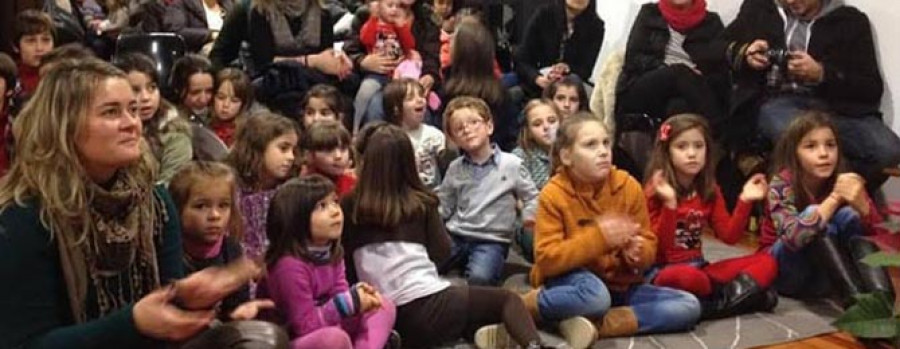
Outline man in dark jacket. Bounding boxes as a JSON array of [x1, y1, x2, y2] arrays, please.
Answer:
[[724, 0, 900, 190]]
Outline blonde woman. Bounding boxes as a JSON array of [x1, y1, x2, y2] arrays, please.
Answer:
[[0, 58, 280, 347]]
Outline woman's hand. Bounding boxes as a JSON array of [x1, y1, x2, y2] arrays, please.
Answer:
[[310, 49, 354, 80], [229, 299, 276, 321], [739, 173, 768, 202], [419, 75, 435, 93], [360, 52, 401, 75], [647, 170, 677, 209], [175, 257, 261, 310], [133, 287, 215, 341]]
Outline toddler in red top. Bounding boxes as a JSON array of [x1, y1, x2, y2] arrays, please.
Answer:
[[360, 0, 419, 69], [644, 114, 778, 320]]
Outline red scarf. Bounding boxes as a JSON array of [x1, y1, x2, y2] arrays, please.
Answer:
[[210, 119, 237, 147], [658, 0, 708, 32]]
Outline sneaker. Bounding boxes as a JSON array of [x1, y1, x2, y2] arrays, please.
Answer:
[[474, 324, 513, 349], [558, 316, 597, 349], [384, 330, 401, 349]]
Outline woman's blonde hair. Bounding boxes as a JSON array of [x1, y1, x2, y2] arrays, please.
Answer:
[[0, 58, 156, 242]]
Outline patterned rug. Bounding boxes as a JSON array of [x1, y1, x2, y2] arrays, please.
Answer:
[[440, 237, 843, 349]]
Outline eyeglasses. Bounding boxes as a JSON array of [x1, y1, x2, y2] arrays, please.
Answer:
[[452, 118, 484, 135]]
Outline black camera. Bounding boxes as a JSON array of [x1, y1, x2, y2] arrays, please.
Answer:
[[766, 48, 792, 67], [764, 48, 792, 89]]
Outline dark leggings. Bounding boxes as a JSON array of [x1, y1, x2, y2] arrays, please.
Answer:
[[617, 64, 724, 128], [396, 285, 540, 348]]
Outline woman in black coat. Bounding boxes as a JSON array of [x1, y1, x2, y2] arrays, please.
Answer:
[[167, 0, 234, 53], [616, 0, 728, 131]]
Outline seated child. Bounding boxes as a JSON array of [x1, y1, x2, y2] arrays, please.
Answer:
[[302, 84, 347, 131], [260, 175, 397, 349], [644, 114, 777, 319], [383, 78, 446, 188], [301, 120, 356, 196], [169, 161, 275, 321], [526, 112, 701, 340], [437, 96, 539, 286], [14, 10, 54, 100], [210, 68, 253, 148]]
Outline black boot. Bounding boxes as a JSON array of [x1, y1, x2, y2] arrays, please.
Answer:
[[701, 273, 778, 320], [809, 235, 865, 306], [848, 236, 895, 300]]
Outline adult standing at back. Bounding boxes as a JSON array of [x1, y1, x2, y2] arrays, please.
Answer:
[[514, 0, 604, 99], [723, 0, 900, 191]]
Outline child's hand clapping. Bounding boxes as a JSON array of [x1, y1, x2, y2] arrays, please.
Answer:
[[623, 235, 645, 266], [356, 282, 383, 313], [833, 173, 869, 215], [597, 215, 639, 250], [647, 170, 677, 209], [739, 173, 768, 202]]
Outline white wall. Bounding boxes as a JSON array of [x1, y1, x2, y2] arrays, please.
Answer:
[[592, 0, 900, 199]]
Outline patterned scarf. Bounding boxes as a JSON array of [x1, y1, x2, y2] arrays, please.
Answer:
[[57, 171, 166, 323], [253, 0, 322, 54]]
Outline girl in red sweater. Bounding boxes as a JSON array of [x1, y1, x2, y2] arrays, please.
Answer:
[[644, 114, 778, 319]]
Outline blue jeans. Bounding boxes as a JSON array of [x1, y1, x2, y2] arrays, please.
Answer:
[[537, 269, 701, 334], [758, 95, 900, 188], [353, 74, 388, 132], [445, 235, 509, 286], [769, 206, 864, 297]]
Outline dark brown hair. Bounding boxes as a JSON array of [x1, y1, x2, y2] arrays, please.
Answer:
[[443, 15, 504, 108], [517, 99, 560, 154], [266, 175, 343, 266], [214, 68, 253, 115], [226, 112, 299, 188], [15, 10, 53, 44], [550, 111, 608, 173], [301, 84, 346, 128], [382, 78, 424, 125], [169, 54, 213, 103], [644, 114, 717, 202], [300, 119, 351, 152], [442, 96, 493, 139], [348, 122, 438, 228], [542, 76, 589, 112], [114, 52, 177, 159], [169, 161, 244, 240], [770, 110, 848, 210]]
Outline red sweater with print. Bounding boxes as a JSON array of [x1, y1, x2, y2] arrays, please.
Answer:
[[647, 186, 753, 264], [360, 18, 416, 60]]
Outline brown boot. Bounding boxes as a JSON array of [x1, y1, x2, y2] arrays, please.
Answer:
[[520, 288, 541, 320], [595, 307, 638, 338]]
